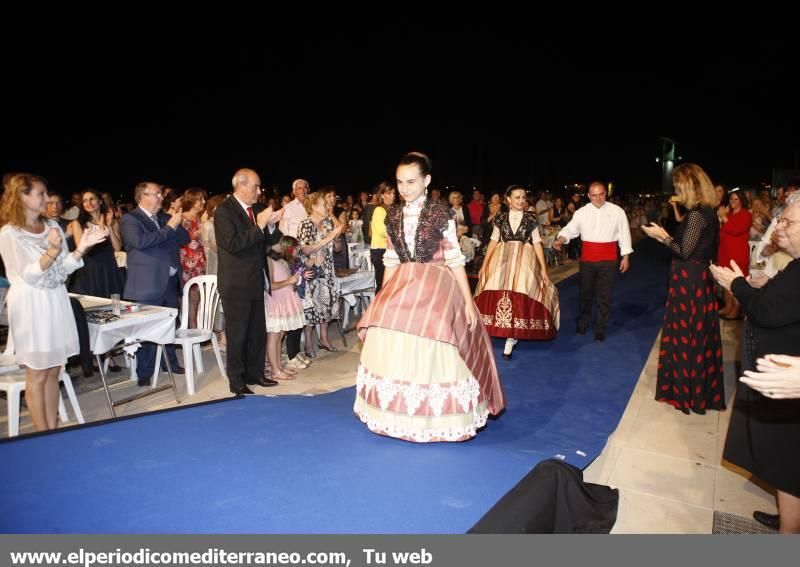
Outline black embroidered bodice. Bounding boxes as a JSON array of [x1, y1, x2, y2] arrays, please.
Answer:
[[386, 201, 454, 263], [494, 211, 539, 243]]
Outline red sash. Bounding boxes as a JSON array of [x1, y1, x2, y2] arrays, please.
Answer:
[[581, 241, 618, 262]]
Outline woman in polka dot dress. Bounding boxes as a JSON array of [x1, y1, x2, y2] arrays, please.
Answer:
[[642, 163, 725, 414]]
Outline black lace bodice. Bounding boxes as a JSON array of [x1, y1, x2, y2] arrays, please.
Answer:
[[666, 206, 719, 262]]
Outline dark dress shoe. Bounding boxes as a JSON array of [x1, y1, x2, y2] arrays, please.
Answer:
[[594, 332, 605, 342], [137, 377, 151, 387], [108, 358, 122, 373], [576, 327, 587, 335], [230, 385, 255, 395], [161, 363, 185, 374], [753, 511, 780, 530], [247, 377, 278, 387], [318, 343, 338, 352]]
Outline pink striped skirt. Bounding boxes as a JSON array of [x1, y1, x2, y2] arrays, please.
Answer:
[[354, 262, 505, 442]]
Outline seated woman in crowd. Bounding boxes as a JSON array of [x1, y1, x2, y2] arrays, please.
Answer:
[[474, 184, 559, 360]]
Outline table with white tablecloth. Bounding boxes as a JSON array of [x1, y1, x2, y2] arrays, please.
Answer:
[[71, 294, 179, 417], [86, 305, 177, 355], [335, 270, 376, 330]]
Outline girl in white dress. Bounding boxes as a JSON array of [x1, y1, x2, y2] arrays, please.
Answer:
[[0, 173, 108, 431], [348, 208, 364, 244]]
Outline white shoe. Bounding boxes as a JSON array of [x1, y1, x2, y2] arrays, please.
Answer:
[[280, 354, 290, 365], [286, 357, 308, 370], [295, 353, 312, 365]]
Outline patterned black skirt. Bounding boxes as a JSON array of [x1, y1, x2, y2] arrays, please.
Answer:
[[655, 259, 725, 414]]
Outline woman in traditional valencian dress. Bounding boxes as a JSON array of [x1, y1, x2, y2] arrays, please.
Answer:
[[354, 152, 505, 442], [474, 185, 560, 359]]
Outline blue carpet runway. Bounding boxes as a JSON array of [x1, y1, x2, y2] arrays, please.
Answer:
[[1, 242, 669, 533]]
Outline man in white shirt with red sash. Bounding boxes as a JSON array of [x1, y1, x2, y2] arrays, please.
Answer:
[[554, 182, 632, 342]]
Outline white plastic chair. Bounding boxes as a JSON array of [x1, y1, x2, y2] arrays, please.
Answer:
[[340, 287, 375, 330], [350, 247, 373, 271], [152, 275, 226, 396], [0, 332, 84, 437]]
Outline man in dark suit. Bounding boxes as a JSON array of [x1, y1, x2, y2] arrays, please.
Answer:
[[215, 168, 282, 394], [120, 182, 190, 385]]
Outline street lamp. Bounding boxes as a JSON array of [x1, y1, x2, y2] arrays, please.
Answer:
[[658, 137, 677, 194]]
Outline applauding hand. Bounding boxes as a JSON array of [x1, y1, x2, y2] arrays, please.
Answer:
[[77, 224, 109, 252], [641, 222, 671, 243], [741, 355, 800, 399], [709, 260, 745, 291], [47, 227, 63, 250]]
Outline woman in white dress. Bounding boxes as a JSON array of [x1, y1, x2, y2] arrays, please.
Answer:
[[0, 173, 107, 431]]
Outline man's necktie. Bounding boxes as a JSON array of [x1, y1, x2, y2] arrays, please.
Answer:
[[152, 214, 177, 275], [247, 207, 256, 225]]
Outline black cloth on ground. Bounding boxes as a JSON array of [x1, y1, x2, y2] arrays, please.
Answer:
[[467, 458, 618, 534]]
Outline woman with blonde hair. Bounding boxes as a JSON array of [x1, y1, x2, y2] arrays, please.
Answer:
[[642, 163, 725, 414], [297, 191, 344, 356], [0, 173, 107, 431]]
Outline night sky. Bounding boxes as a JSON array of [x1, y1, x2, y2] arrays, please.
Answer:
[[3, 27, 797, 200]]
